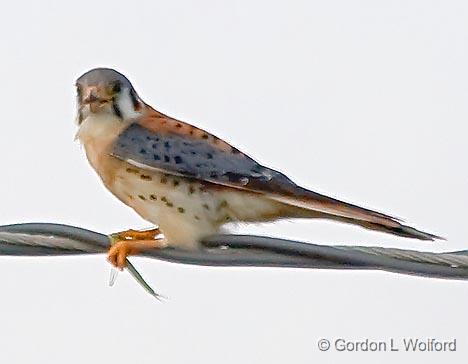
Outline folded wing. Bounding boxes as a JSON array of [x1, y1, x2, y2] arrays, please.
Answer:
[[111, 120, 441, 241]]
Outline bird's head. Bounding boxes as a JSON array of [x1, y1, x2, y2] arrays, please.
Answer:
[[75, 68, 142, 124]]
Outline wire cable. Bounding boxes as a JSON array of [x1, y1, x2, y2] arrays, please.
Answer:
[[0, 223, 466, 281]]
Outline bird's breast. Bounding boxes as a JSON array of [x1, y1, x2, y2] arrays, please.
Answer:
[[76, 113, 129, 184], [111, 168, 218, 221]]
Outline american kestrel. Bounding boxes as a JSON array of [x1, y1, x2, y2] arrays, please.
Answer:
[[75, 68, 441, 269]]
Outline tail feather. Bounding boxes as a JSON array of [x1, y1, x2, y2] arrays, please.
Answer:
[[271, 187, 443, 241], [356, 220, 443, 241]]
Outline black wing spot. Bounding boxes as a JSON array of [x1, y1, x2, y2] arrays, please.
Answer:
[[174, 156, 183, 164], [152, 143, 159, 149], [164, 141, 171, 149], [164, 155, 170, 163], [139, 148, 147, 155], [190, 151, 197, 155], [209, 171, 218, 178], [224, 172, 243, 183], [206, 153, 213, 159], [153, 154, 161, 161]]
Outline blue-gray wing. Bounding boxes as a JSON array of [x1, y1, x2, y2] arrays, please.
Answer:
[[110, 123, 440, 240], [111, 123, 298, 194]]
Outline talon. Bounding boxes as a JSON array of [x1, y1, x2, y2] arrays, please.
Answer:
[[107, 236, 168, 269], [108, 241, 138, 269]]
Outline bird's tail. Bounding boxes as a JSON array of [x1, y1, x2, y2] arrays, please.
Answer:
[[271, 186, 443, 241]]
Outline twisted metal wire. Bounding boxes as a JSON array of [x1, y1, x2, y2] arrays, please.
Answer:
[[0, 223, 467, 282], [334, 245, 468, 268]]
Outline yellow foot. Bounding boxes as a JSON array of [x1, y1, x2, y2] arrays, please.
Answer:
[[108, 238, 167, 270], [113, 228, 161, 241]]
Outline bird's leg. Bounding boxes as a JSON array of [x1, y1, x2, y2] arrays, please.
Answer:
[[108, 237, 167, 270], [108, 228, 164, 269], [107, 230, 167, 299], [113, 227, 162, 241]]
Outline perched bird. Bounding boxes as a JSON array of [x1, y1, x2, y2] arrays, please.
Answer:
[[75, 68, 441, 269]]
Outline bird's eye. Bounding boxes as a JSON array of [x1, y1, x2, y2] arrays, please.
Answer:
[[111, 82, 121, 93]]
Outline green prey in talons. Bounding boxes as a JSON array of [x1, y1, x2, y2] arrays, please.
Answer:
[[108, 233, 166, 301]]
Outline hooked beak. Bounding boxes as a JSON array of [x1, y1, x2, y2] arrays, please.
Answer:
[[82, 86, 110, 112]]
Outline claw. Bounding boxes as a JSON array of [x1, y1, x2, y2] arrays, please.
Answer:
[[107, 231, 167, 299], [108, 240, 140, 269]]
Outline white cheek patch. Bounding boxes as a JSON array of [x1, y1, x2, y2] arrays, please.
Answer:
[[74, 88, 141, 131], [116, 88, 142, 120]]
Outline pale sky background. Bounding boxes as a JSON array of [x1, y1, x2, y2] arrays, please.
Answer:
[[0, 1, 467, 363]]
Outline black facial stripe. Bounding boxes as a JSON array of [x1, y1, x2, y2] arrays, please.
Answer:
[[130, 89, 140, 109], [112, 101, 122, 118]]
